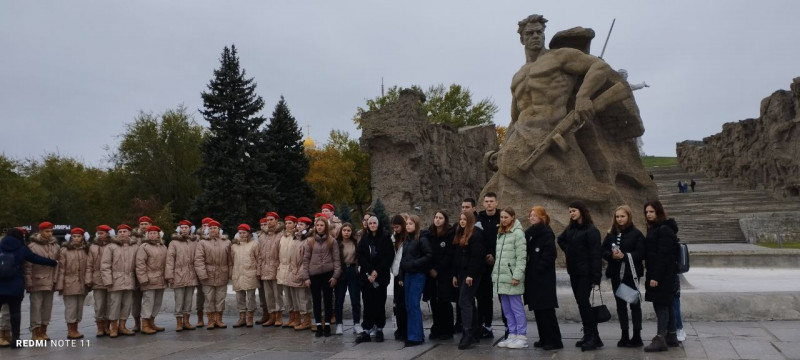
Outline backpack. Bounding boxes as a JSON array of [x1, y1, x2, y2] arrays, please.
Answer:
[[0, 248, 18, 279], [676, 240, 690, 274]]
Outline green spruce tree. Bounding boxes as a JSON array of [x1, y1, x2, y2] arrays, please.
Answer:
[[337, 201, 352, 225], [263, 96, 314, 216], [371, 198, 390, 237], [193, 45, 277, 231]]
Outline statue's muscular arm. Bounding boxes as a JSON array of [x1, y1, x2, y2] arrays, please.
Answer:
[[555, 48, 612, 122]]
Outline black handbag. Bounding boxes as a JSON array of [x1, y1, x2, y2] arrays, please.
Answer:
[[591, 287, 611, 323]]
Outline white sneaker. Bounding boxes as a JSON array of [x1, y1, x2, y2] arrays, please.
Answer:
[[336, 324, 343, 335], [353, 324, 363, 335], [507, 335, 529, 349], [496, 336, 511, 348], [677, 328, 686, 341]]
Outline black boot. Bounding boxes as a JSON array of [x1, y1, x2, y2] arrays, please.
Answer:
[[644, 334, 668, 352], [666, 331, 680, 347], [580, 332, 599, 352], [458, 329, 475, 350], [315, 324, 323, 337], [323, 324, 331, 337], [375, 329, 384, 342], [629, 329, 643, 347], [355, 331, 371, 343], [617, 328, 630, 347], [575, 332, 589, 347]]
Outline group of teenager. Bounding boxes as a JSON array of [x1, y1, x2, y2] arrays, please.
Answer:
[[1, 195, 683, 353]]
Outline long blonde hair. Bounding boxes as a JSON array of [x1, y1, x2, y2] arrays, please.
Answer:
[[453, 211, 475, 247]]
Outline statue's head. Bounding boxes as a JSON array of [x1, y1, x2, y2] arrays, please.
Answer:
[[518, 14, 548, 52]]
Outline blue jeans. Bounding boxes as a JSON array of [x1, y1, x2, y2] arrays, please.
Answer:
[[404, 272, 426, 342], [335, 264, 362, 324]]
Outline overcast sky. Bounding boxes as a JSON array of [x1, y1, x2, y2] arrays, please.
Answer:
[[2, 1, 798, 166]]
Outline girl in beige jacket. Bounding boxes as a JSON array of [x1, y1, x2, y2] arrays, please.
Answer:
[[166, 220, 199, 332], [277, 216, 298, 328], [231, 224, 259, 328], [85, 224, 113, 337], [193, 220, 231, 329], [100, 224, 139, 338], [24, 222, 60, 341], [135, 226, 168, 335], [56, 227, 88, 340]]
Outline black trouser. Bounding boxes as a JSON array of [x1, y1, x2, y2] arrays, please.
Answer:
[[393, 280, 407, 338], [310, 271, 334, 324], [475, 270, 493, 327], [570, 275, 597, 338], [361, 282, 388, 330], [533, 308, 562, 346], [0, 294, 23, 348], [611, 276, 642, 332], [458, 274, 482, 337], [431, 296, 454, 336], [654, 302, 676, 335]]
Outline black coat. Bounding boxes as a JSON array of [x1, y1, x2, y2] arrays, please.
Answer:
[[424, 227, 456, 302], [0, 234, 58, 298], [601, 225, 645, 283], [356, 231, 395, 289], [523, 223, 558, 310], [557, 222, 602, 284], [452, 229, 485, 280], [644, 218, 679, 305], [399, 232, 433, 277]]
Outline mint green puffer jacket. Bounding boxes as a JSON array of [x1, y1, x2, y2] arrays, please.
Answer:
[[492, 219, 527, 295]]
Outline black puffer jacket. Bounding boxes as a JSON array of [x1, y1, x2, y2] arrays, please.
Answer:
[[644, 218, 679, 305], [523, 223, 558, 310], [557, 222, 602, 284], [601, 225, 645, 282], [452, 230, 485, 280], [425, 227, 456, 302], [399, 232, 433, 277], [356, 231, 395, 288]]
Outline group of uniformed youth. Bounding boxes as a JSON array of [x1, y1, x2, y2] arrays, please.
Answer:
[[1, 195, 682, 354]]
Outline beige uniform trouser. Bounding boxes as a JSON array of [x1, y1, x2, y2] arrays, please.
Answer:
[[282, 285, 296, 312], [63, 294, 86, 323], [93, 289, 109, 321], [141, 289, 164, 319], [173, 287, 195, 316], [235, 289, 257, 312], [257, 283, 267, 309], [29, 290, 54, 330], [291, 287, 312, 315], [132, 288, 142, 318], [0, 304, 10, 330], [262, 280, 282, 312], [107, 290, 133, 320], [202, 285, 227, 312]]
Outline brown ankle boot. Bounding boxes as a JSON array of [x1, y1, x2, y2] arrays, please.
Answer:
[[176, 316, 184, 332], [206, 312, 216, 330], [96, 321, 107, 337], [273, 311, 283, 327], [233, 312, 246, 328], [133, 317, 141, 333], [0, 329, 11, 347], [140, 318, 156, 335], [284, 311, 297, 328], [152, 318, 165, 332], [108, 320, 119, 338], [118, 319, 135, 336], [246, 311, 255, 328], [215, 312, 227, 328], [330, 314, 336, 324], [258, 308, 269, 324], [67, 323, 84, 340], [261, 311, 275, 327], [644, 335, 668, 352], [294, 313, 311, 331], [196, 311, 204, 327], [40, 324, 51, 341], [182, 315, 196, 330]]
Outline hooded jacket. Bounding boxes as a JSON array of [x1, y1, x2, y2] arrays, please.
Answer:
[[56, 240, 88, 296], [1, 234, 58, 297], [286, 232, 308, 288], [301, 233, 342, 280], [85, 236, 111, 289], [194, 234, 231, 287], [135, 236, 168, 291], [230, 233, 259, 291], [256, 224, 284, 281], [492, 219, 527, 295], [165, 234, 199, 288], [356, 230, 394, 288], [276, 230, 295, 286], [644, 218, 679, 305], [24, 233, 60, 292], [100, 235, 139, 291]]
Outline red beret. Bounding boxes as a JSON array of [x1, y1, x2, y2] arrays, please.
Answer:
[[208, 220, 221, 228], [321, 204, 335, 212], [238, 224, 251, 232], [201, 217, 213, 225], [265, 212, 279, 220], [146, 225, 161, 233], [38, 222, 54, 230], [70, 227, 86, 235], [179, 220, 193, 227], [116, 224, 132, 231], [138, 216, 152, 224], [284, 216, 297, 223], [297, 217, 313, 225], [96, 225, 112, 232], [259, 217, 268, 224], [314, 213, 324, 219]]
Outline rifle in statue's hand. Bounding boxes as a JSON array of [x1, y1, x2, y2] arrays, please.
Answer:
[[518, 82, 631, 171]]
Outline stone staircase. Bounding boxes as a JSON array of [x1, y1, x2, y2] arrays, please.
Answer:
[[648, 165, 800, 244]]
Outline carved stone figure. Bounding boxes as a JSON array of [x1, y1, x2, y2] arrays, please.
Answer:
[[482, 14, 657, 231]]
